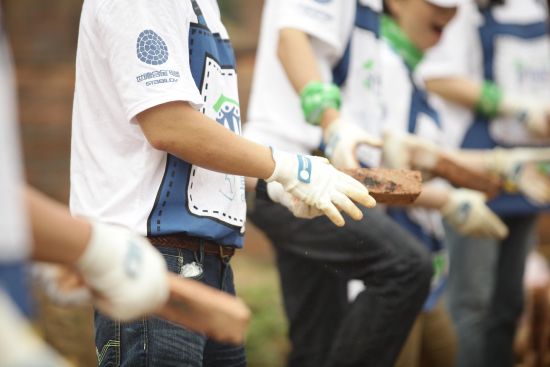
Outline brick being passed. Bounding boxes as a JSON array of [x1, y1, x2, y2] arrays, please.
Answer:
[[344, 168, 422, 205]]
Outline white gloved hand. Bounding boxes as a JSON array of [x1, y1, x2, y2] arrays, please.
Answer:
[[323, 119, 382, 169], [266, 181, 323, 219], [500, 96, 550, 138], [31, 263, 92, 307], [442, 188, 508, 239], [76, 222, 170, 321], [487, 148, 550, 205], [267, 150, 376, 227], [382, 131, 440, 172]]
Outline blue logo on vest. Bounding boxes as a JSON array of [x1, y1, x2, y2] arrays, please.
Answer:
[[137, 30, 169, 65]]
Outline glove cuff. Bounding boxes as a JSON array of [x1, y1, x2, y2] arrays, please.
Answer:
[[267, 149, 313, 186], [75, 221, 119, 278]]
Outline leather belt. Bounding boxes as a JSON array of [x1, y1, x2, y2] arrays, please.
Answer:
[[147, 234, 236, 259]]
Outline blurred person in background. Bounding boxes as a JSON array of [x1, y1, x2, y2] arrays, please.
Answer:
[[416, 0, 550, 366], [245, 1, 438, 366], [0, 9, 69, 365], [376, 0, 462, 365], [69, 0, 376, 365]]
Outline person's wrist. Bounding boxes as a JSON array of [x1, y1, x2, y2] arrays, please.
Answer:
[[300, 81, 341, 126]]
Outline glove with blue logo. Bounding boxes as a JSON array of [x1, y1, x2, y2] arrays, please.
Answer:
[[267, 149, 377, 227], [441, 188, 508, 240], [499, 96, 550, 138], [323, 119, 383, 169], [75, 222, 169, 321], [487, 147, 550, 205]]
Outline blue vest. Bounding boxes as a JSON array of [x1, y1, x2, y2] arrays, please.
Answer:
[[147, 0, 244, 247], [462, 7, 550, 216]]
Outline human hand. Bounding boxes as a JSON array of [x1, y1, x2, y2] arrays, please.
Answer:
[[156, 274, 250, 345], [500, 96, 550, 138], [266, 181, 323, 219], [382, 131, 440, 174], [267, 150, 376, 226], [323, 119, 382, 169], [441, 188, 508, 239], [487, 148, 550, 205], [75, 222, 169, 321], [32, 263, 91, 307]]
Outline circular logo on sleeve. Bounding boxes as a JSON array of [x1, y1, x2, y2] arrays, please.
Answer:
[[136, 30, 169, 65]]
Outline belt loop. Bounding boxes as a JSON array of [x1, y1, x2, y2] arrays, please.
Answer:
[[198, 240, 205, 264], [219, 246, 231, 264]]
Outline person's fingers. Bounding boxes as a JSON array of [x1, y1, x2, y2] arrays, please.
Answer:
[[332, 191, 363, 221], [359, 134, 383, 148], [482, 209, 509, 240], [342, 150, 360, 170], [318, 201, 346, 227], [339, 175, 377, 208]]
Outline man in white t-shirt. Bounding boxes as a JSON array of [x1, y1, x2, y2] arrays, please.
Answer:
[[70, 0, 376, 365], [0, 4, 256, 364], [245, 1, 434, 366]]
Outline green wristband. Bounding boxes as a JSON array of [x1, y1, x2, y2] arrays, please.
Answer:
[[300, 81, 341, 125], [476, 81, 503, 118], [538, 162, 550, 176]]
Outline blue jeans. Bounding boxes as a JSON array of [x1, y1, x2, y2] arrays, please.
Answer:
[[445, 215, 537, 367], [94, 246, 246, 367]]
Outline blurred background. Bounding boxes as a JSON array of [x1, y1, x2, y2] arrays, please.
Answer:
[[3, 0, 550, 366]]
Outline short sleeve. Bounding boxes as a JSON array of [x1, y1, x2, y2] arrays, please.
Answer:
[[96, 0, 203, 120], [275, 0, 354, 57]]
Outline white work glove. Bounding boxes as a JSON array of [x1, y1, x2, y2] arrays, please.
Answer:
[[267, 150, 376, 227], [31, 263, 91, 307], [487, 148, 550, 205], [323, 119, 382, 169], [442, 188, 508, 239], [76, 222, 170, 321], [382, 131, 440, 174], [500, 96, 550, 138], [266, 181, 323, 219]]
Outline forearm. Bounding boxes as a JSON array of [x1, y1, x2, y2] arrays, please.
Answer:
[[411, 184, 450, 210], [277, 28, 339, 130], [138, 102, 275, 179], [25, 186, 90, 264], [425, 76, 482, 110]]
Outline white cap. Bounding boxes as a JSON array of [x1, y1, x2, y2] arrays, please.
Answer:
[[425, 0, 463, 7]]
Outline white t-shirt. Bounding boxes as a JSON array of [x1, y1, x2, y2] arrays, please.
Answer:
[[70, 0, 246, 247], [417, 0, 550, 147], [0, 21, 30, 262], [244, 0, 382, 157]]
